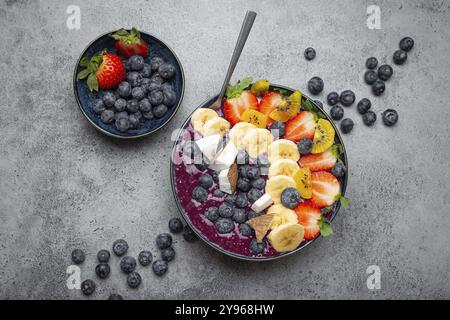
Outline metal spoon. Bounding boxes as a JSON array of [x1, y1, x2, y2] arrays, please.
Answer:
[[209, 11, 257, 110]]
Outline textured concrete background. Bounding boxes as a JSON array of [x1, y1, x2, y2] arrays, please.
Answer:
[[0, 0, 449, 300]]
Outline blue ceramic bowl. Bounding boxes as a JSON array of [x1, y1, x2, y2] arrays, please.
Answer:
[[73, 30, 185, 139]]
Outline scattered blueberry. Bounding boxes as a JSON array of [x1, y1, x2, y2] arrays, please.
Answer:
[[372, 80, 386, 96], [129, 55, 145, 71], [112, 239, 129, 256], [327, 92, 339, 106], [393, 50, 407, 65], [199, 174, 214, 189], [153, 104, 168, 118], [366, 57, 378, 70], [126, 72, 143, 87], [156, 233, 173, 250], [158, 63, 176, 79], [250, 239, 265, 255], [238, 165, 251, 179], [237, 177, 251, 192], [307, 77, 324, 95], [192, 186, 208, 202], [205, 206, 220, 222], [239, 223, 253, 237], [127, 271, 142, 289], [232, 208, 248, 224], [330, 105, 344, 121], [117, 81, 131, 98], [340, 90, 355, 106], [81, 279, 96, 296], [340, 118, 354, 134], [163, 88, 177, 106], [168, 218, 184, 234], [161, 247, 176, 262], [138, 251, 153, 266], [362, 110, 377, 126], [131, 86, 145, 100], [235, 192, 248, 208], [150, 57, 165, 72], [113, 98, 126, 112], [152, 260, 168, 276], [120, 256, 136, 274], [97, 249, 110, 263], [95, 263, 110, 279], [108, 294, 123, 300], [364, 70, 378, 85], [331, 162, 346, 178], [378, 64, 393, 81], [218, 203, 234, 218], [102, 91, 116, 107], [304, 47, 316, 61], [215, 218, 235, 234], [124, 99, 138, 113], [399, 37, 414, 52], [182, 225, 197, 242], [128, 113, 140, 129], [92, 99, 106, 114], [357, 98, 371, 114], [247, 188, 263, 204], [297, 138, 313, 154], [382, 109, 399, 126], [115, 117, 130, 132], [213, 189, 225, 197], [269, 121, 285, 137], [251, 178, 266, 190], [148, 90, 164, 106], [71, 249, 85, 265], [246, 167, 260, 180], [281, 188, 302, 209], [141, 64, 152, 78], [224, 194, 237, 205]]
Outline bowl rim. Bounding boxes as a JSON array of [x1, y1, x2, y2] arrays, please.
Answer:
[[170, 84, 348, 261], [72, 29, 185, 139]]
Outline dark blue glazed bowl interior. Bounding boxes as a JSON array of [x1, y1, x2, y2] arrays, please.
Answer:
[[74, 30, 184, 138]]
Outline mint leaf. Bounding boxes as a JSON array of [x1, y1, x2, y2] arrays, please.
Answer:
[[339, 196, 350, 209], [87, 73, 98, 92], [238, 77, 253, 90], [80, 57, 90, 67], [273, 88, 289, 96], [226, 77, 253, 99], [76, 68, 90, 80], [321, 206, 333, 215], [319, 218, 333, 237]]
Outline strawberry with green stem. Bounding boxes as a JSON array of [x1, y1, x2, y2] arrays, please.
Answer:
[[111, 27, 149, 58], [223, 77, 258, 126]]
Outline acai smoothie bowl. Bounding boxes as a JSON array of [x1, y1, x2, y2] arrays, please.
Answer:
[[171, 78, 349, 261]]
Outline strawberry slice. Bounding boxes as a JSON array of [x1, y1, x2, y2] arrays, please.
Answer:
[[223, 78, 258, 126], [311, 171, 341, 207], [111, 27, 149, 58], [284, 111, 316, 143], [294, 202, 321, 240], [258, 91, 284, 117], [299, 146, 338, 171]]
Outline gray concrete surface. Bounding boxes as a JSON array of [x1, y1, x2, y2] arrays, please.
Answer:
[[0, 0, 449, 300]]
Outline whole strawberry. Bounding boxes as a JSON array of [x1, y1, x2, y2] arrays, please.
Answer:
[[111, 27, 149, 58], [77, 50, 126, 91]]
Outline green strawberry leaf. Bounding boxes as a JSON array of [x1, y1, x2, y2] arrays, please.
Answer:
[[87, 73, 99, 92], [76, 68, 90, 80], [80, 57, 90, 67], [320, 206, 333, 215], [318, 217, 333, 237], [226, 77, 253, 99], [339, 196, 350, 209]]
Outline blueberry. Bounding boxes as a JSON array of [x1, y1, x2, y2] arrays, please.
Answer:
[[108, 294, 123, 300], [357, 98, 371, 115], [128, 113, 140, 129], [126, 72, 143, 87], [141, 63, 152, 78], [113, 98, 127, 112], [218, 203, 234, 218], [71, 249, 85, 265], [117, 81, 131, 98], [97, 250, 110, 263], [102, 91, 116, 107], [327, 92, 339, 106], [124, 59, 131, 71], [120, 256, 136, 274], [239, 223, 253, 237], [148, 81, 162, 92], [382, 109, 399, 127], [247, 210, 263, 220], [161, 82, 173, 92], [304, 47, 316, 61], [250, 239, 265, 255], [378, 64, 393, 81], [307, 77, 324, 95], [124, 99, 138, 113], [163, 88, 177, 106], [246, 167, 260, 180], [156, 233, 173, 250], [158, 63, 176, 79], [140, 79, 151, 94], [362, 110, 377, 126], [143, 110, 154, 120], [235, 192, 248, 208], [114, 111, 128, 121], [372, 80, 385, 96], [269, 121, 285, 137], [138, 251, 153, 266], [366, 57, 378, 70], [153, 104, 168, 119], [329, 105, 344, 121], [199, 173, 214, 189], [213, 189, 224, 197], [168, 218, 184, 234], [297, 138, 313, 154], [148, 90, 164, 105], [129, 55, 145, 71], [195, 160, 208, 171], [182, 225, 197, 242], [161, 247, 176, 262], [131, 86, 145, 100], [340, 90, 355, 106], [95, 263, 110, 279], [115, 117, 130, 132], [205, 206, 220, 222], [281, 187, 301, 209], [192, 186, 208, 202], [224, 194, 237, 205], [237, 177, 251, 192], [150, 57, 165, 71], [399, 37, 414, 52], [247, 188, 263, 203], [112, 239, 128, 256], [150, 74, 164, 86], [340, 118, 354, 134], [232, 208, 248, 223], [133, 110, 142, 120], [393, 50, 407, 65], [92, 99, 106, 114], [100, 108, 114, 123], [215, 218, 234, 234], [239, 165, 251, 179], [152, 260, 168, 276], [331, 162, 346, 178], [127, 271, 142, 288], [81, 279, 96, 296], [251, 178, 266, 190], [364, 70, 378, 85]]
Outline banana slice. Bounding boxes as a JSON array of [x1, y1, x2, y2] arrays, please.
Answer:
[[267, 139, 300, 163], [265, 175, 296, 203], [267, 204, 298, 229], [243, 128, 274, 158], [229, 122, 256, 149], [191, 108, 219, 135], [202, 117, 231, 137], [268, 223, 304, 253], [268, 159, 300, 178]]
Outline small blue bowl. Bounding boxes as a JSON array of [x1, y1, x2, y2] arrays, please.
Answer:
[[73, 29, 185, 139]]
